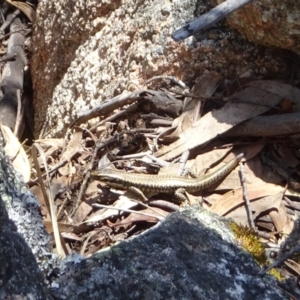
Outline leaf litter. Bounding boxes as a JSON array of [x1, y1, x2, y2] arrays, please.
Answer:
[[7, 73, 300, 281]]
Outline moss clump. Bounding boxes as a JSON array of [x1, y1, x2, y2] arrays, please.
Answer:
[[229, 222, 267, 265], [229, 222, 284, 280], [268, 268, 284, 281]]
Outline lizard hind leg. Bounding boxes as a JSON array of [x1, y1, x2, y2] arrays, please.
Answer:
[[128, 186, 149, 202], [175, 188, 189, 203]]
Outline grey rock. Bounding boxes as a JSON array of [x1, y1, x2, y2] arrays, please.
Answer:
[[0, 134, 51, 299], [51, 207, 286, 300]]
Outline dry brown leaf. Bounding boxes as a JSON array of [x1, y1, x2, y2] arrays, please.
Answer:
[[1, 124, 30, 182], [143, 90, 182, 117], [5, 0, 36, 22], [209, 183, 285, 216], [34, 138, 64, 150], [183, 71, 223, 111], [73, 201, 93, 224], [170, 72, 223, 138], [155, 85, 284, 160], [192, 149, 234, 175], [34, 138, 64, 166], [225, 191, 283, 227], [273, 146, 300, 169], [284, 260, 300, 277], [85, 180, 102, 197], [59, 127, 83, 176], [239, 142, 266, 160], [249, 80, 300, 104], [61, 232, 83, 242], [109, 207, 169, 229], [192, 149, 242, 191], [241, 156, 265, 185], [43, 220, 74, 234], [269, 200, 294, 236], [85, 195, 137, 224]]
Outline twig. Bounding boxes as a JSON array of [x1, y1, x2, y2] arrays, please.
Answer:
[[260, 243, 300, 276], [145, 75, 188, 89], [72, 90, 153, 126], [118, 150, 152, 160], [172, 0, 254, 41], [56, 195, 69, 221], [145, 153, 170, 168], [70, 137, 104, 217], [89, 102, 140, 133], [13, 89, 22, 136], [150, 119, 173, 126], [239, 160, 255, 230], [178, 150, 190, 176], [31, 160, 67, 183]]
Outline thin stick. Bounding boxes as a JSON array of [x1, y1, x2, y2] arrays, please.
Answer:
[[239, 160, 255, 230], [172, 0, 254, 41], [14, 89, 22, 136], [70, 137, 103, 217], [260, 243, 300, 275], [128, 198, 167, 218], [145, 75, 188, 89]]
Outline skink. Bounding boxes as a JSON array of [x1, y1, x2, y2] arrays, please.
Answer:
[[90, 153, 244, 202]]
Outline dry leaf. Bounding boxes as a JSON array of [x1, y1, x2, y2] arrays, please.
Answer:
[[183, 71, 223, 111], [73, 201, 93, 224], [5, 0, 36, 22], [284, 260, 300, 277], [209, 183, 285, 216], [34, 138, 64, 151], [59, 127, 83, 176], [249, 80, 300, 104], [1, 124, 30, 182], [269, 200, 294, 236], [170, 72, 223, 138], [155, 85, 284, 160], [225, 191, 283, 227], [43, 220, 74, 234], [85, 196, 137, 224], [143, 90, 182, 117], [109, 207, 169, 229]]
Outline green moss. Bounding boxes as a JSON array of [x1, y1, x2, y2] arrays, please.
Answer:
[[268, 268, 284, 281], [229, 222, 267, 265], [229, 222, 285, 280]]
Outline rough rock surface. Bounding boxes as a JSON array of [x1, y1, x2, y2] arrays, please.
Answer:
[[51, 207, 286, 300], [212, 0, 300, 55], [31, 0, 195, 138], [31, 0, 297, 139], [0, 133, 50, 298]]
